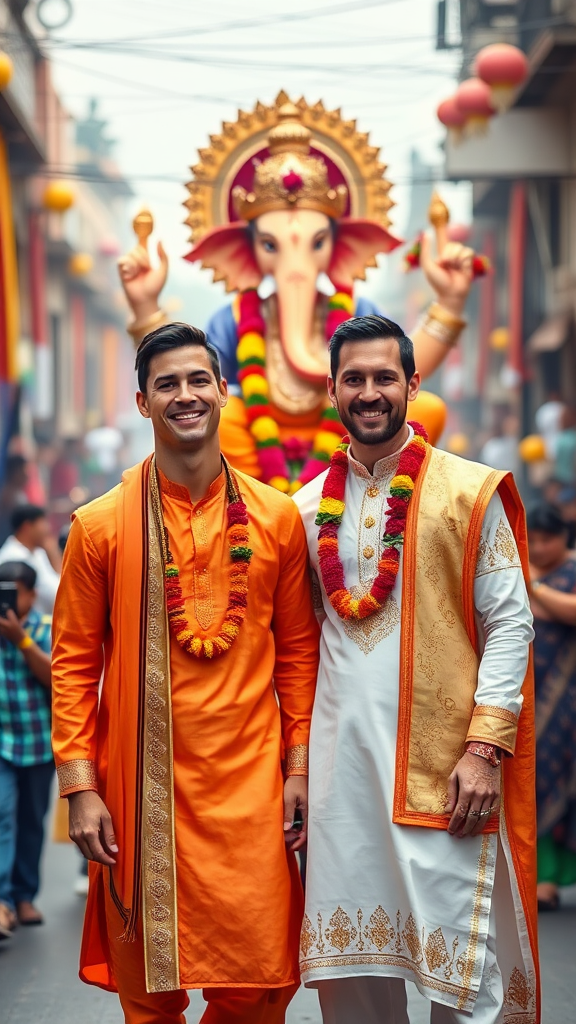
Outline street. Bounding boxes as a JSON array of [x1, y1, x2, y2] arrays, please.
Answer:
[[0, 826, 574, 1024]]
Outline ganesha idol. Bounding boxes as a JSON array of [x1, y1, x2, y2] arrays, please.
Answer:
[[119, 92, 476, 493]]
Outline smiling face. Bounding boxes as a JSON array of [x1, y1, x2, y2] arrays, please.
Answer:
[[328, 337, 420, 450], [136, 345, 228, 452]]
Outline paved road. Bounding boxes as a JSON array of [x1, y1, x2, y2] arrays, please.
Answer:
[[1, 832, 574, 1023]]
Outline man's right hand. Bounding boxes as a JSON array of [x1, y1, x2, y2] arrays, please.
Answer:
[[68, 791, 118, 865]]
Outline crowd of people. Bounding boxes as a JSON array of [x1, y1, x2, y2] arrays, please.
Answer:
[[0, 323, 575, 1024]]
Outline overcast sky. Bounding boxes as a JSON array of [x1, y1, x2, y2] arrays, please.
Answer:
[[44, 0, 469, 323]]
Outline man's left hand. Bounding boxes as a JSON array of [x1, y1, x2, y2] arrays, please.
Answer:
[[445, 751, 500, 838], [0, 609, 26, 647], [283, 775, 308, 852]]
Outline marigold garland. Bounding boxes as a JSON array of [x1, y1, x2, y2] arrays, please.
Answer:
[[237, 287, 351, 494], [316, 422, 429, 621], [151, 458, 252, 659]]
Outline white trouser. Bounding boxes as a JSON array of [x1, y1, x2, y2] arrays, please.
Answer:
[[316, 902, 503, 1024]]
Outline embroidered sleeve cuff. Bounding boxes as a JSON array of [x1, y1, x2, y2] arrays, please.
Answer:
[[285, 744, 309, 776], [465, 705, 518, 756], [57, 759, 98, 796]]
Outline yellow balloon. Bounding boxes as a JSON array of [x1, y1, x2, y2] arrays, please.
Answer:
[[68, 253, 94, 276], [0, 52, 13, 91], [409, 390, 447, 447], [43, 181, 75, 213], [518, 434, 546, 463], [446, 432, 469, 456], [489, 327, 510, 351]]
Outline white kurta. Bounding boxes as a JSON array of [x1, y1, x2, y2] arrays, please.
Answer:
[[294, 434, 536, 1019]]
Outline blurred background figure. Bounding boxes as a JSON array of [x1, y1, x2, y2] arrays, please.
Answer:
[[0, 506, 61, 615], [527, 503, 576, 911], [0, 561, 53, 938], [479, 411, 520, 476], [0, 455, 29, 547]]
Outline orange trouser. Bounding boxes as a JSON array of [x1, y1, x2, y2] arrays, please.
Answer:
[[105, 891, 297, 1024]]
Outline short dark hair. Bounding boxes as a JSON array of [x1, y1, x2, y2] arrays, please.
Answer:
[[135, 322, 222, 393], [0, 560, 37, 591], [11, 504, 46, 533], [526, 503, 568, 537], [329, 314, 415, 382]]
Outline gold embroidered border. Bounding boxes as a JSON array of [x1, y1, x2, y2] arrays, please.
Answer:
[[301, 952, 471, 1002], [142, 470, 180, 992], [466, 705, 519, 755], [457, 834, 492, 1010], [56, 758, 97, 795], [286, 744, 308, 776]]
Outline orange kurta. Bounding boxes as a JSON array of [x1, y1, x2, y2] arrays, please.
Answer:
[[51, 459, 319, 992]]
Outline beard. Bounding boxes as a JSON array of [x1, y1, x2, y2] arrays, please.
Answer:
[[337, 393, 408, 447]]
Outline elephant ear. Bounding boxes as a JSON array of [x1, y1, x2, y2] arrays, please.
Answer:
[[185, 223, 262, 293], [329, 219, 403, 288]]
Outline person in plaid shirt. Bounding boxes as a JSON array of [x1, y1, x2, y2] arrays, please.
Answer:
[[0, 561, 53, 939]]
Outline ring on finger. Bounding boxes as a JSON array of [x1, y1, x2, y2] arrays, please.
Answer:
[[469, 809, 481, 817]]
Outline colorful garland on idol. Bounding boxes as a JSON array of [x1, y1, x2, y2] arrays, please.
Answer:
[[316, 422, 428, 621], [236, 287, 352, 495], [152, 459, 253, 659]]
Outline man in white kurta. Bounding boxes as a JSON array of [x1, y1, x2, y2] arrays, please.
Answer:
[[294, 315, 537, 1024]]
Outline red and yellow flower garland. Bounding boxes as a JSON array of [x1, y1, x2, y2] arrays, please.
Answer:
[[236, 287, 351, 494], [316, 422, 428, 620], [163, 465, 252, 659]]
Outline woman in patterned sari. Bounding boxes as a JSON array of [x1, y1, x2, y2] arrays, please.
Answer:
[[527, 503, 576, 910]]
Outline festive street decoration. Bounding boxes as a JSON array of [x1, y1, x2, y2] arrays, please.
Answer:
[[475, 43, 529, 113], [455, 78, 496, 135], [446, 433, 469, 456], [519, 435, 547, 463], [316, 422, 428, 621], [43, 180, 75, 212], [0, 52, 13, 91], [436, 95, 466, 143], [489, 327, 510, 351], [68, 253, 94, 276]]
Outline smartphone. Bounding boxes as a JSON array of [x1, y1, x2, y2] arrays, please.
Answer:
[[0, 582, 18, 617]]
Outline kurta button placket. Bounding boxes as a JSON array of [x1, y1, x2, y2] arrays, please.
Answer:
[[190, 505, 214, 629]]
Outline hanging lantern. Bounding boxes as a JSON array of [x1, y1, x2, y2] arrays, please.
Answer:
[[409, 391, 447, 447], [43, 180, 75, 213], [436, 96, 466, 144], [68, 253, 94, 276], [518, 434, 546, 463], [489, 327, 510, 351], [446, 433, 469, 456], [475, 43, 529, 113], [0, 52, 13, 91], [455, 78, 496, 136]]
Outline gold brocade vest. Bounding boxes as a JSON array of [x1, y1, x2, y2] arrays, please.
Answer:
[[392, 445, 532, 831]]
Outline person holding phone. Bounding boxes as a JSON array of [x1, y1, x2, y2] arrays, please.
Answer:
[[0, 561, 53, 939]]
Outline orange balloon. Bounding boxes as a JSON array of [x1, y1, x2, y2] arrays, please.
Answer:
[[518, 434, 546, 463], [409, 390, 447, 447]]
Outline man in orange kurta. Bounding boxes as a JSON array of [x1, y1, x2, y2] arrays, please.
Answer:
[[51, 323, 319, 1024]]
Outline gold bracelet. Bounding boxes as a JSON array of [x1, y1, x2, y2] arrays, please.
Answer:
[[18, 635, 34, 651], [127, 308, 169, 343], [419, 302, 467, 348]]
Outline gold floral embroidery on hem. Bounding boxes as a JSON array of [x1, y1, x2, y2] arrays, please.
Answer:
[[286, 744, 308, 776], [299, 905, 480, 1002], [504, 967, 534, 1012], [342, 585, 400, 655], [475, 518, 521, 578], [56, 759, 97, 794]]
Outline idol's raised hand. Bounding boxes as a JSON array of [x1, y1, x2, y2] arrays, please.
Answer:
[[419, 222, 475, 319], [117, 239, 168, 322]]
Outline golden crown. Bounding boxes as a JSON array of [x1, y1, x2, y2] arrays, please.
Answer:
[[232, 102, 348, 222]]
